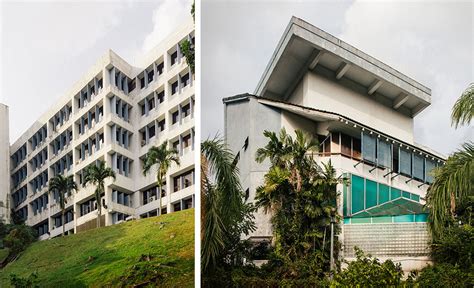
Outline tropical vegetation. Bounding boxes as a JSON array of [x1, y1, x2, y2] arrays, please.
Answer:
[[83, 160, 116, 228], [143, 142, 180, 216], [48, 174, 78, 236]]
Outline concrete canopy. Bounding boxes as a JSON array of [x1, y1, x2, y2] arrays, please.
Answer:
[[254, 17, 432, 117]]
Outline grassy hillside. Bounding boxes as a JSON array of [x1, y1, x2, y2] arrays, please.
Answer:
[[0, 209, 194, 287]]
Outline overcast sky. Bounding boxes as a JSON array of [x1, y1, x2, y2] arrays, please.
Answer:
[[202, 0, 474, 156], [0, 0, 192, 143]]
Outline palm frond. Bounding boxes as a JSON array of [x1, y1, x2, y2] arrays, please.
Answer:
[[452, 83, 474, 128]]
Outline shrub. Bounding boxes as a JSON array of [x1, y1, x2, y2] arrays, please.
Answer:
[[431, 224, 473, 268], [10, 272, 39, 288], [331, 247, 403, 287], [3, 225, 36, 255], [411, 263, 473, 287]]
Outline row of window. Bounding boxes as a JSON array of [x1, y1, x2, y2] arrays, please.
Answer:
[[30, 148, 48, 172], [51, 153, 73, 176], [52, 209, 74, 228], [12, 186, 27, 208], [142, 185, 166, 205], [11, 144, 27, 169], [30, 171, 48, 194], [76, 133, 104, 162], [78, 105, 104, 135], [76, 76, 103, 110], [112, 189, 132, 207], [12, 165, 27, 187], [31, 193, 49, 215], [50, 104, 73, 133]]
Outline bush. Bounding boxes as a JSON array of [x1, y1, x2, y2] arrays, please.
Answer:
[[3, 225, 36, 255], [431, 224, 473, 268], [331, 247, 403, 287], [410, 263, 473, 287], [9, 272, 39, 288]]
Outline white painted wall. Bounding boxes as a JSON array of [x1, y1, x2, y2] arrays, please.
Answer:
[[0, 103, 10, 223], [289, 72, 415, 144]]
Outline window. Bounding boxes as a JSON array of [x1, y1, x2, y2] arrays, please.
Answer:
[[362, 133, 376, 163], [147, 70, 154, 83], [399, 148, 412, 177], [158, 119, 165, 131], [181, 73, 190, 87], [341, 134, 351, 157], [172, 140, 179, 152], [157, 62, 164, 74], [183, 134, 191, 148], [182, 104, 191, 117], [157, 91, 165, 103], [141, 104, 146, 116], [139, 76, 145, 89], [171, 51, 178, 66], [413, 154, 425, 181], [377, 139, 392, 168], [425, 159, 436, 184], [171, 81, 179, 95], [148, 97, 155, 110], [149, 124, 156, 138], [172, 111, 179, 124]]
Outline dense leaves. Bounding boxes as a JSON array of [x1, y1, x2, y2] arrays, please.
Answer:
[[48, 174, 77, 236], [3, 224, 36, 255], [201, 138, 255, 274], [143, 142, 180, 216], [83, 160, 116, 228], [255, 128, 343, 274]]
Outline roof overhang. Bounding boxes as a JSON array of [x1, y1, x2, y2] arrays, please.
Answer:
[[255, 17, 432, 117]]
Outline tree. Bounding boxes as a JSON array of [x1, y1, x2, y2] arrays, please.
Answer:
[[48, 175, 77, 236], [201, 138, 255, 273], [426, 83, 474, 239], [255, 128, 343, 276], [451, 83, 474, 128], [83, 160, 116, 228], [143, 142, 180, 216]]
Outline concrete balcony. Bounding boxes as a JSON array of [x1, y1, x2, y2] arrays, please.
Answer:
[[108, 201, 135, 216], [50, 221, 74, 238], [170, 184, 194, 203]]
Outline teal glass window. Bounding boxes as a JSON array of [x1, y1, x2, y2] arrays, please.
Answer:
[[391, 188, 401, 200], [366, 180, 377, 209], [351, 175, 365, 214], [378, 184, 390, 204]]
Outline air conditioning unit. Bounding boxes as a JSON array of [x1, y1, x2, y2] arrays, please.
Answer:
[[149, 196, 156, 202]]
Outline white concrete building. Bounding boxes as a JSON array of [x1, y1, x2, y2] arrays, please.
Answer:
[[0, 103, 10, 223], [224, 17, 444, 271], [8, 20, 195, 238]]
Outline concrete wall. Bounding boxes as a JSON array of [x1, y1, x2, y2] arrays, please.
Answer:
[[0, 103, 10, 223], [289, 71, 415, 144], [225, 97, 282, 238]]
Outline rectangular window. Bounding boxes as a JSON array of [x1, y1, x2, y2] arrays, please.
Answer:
[[183, 134, 191, 148], [399, 148, 412, 177], [171, 81, 179, 95], [149, 125, 156, 138], [362, 133, 376, 163], [181, 73, 190, 87], [413, 154, 425, 181], [139, 76, 145, 89], [157, 91, 165, 103], [182, 104, 191, 117], [158, 119, 165, 132], [341, 134, 351, 157], [171, 51, 178, 66], [425, 159, 436, 184], [157, 62, 164, 75], [172, 111, 179, 124], [147, 70, 154, 83], [377, 140, 392, 168], [148, 97, 155, 110]]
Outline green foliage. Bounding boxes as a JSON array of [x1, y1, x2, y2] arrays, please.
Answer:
[[331, 247, 404, 287], [48, 174, 78, 236], [1, 209, 194, 287], [431, 224, 473, 268], [201, 138, 255, 273], [83, 160, 116, 228], [409, 263, 473, 288], [451, 82, 474, 128], [255, 128, 343, 271], [143, 142, 180, 216], [426, 141, 474, 239], [3, 224, 36, 255], [9, 272, 39, 288], [180, 40, 195, 74]]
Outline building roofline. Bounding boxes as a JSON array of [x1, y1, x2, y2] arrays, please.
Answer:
[[224, 93, 445, 160], [254, 16, 431, 113]]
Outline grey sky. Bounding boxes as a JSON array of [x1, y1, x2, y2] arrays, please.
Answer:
[[202, 0, 474, 156], [0, 0, 191, 143]]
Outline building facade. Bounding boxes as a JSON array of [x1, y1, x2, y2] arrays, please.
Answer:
[[0, 103, 10, 223], [8, 20, 195, 239], [224, 17, 444, 271]]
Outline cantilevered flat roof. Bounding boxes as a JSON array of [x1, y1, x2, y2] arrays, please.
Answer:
[[254, 17, 432, 117]]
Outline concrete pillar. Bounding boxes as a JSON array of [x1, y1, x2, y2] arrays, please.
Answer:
[[179, 134, 183, 156], [190, 97, 194, 118], [111, 67, 116, 87]]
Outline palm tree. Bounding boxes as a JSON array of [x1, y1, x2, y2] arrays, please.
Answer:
[[83, 160, 116, 228], [427, 83, 474, 239], [48, 174, 77, 236], [143, 142, 180, 216], [201, 138, 255, 273], [451, 83, 473, 128]]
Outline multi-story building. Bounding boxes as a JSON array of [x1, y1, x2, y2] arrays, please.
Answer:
[[7, 19, 195, 239], [223, 17, 444, 271], [0, 103, 10, 223]]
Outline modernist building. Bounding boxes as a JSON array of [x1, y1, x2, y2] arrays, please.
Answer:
[[7, 19, 195, 239], [224, 17, 444, 271], [0, 103, 10, 223]]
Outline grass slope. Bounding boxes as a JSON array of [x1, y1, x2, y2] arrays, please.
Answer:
[[0, 209, 194, 287]]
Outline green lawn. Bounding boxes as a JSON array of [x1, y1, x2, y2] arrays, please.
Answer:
[[0, 209, 194, 287]]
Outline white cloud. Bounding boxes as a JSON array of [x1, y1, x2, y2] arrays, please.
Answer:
[[339, 1, 474, 155], [141, 0, 192, 53]]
